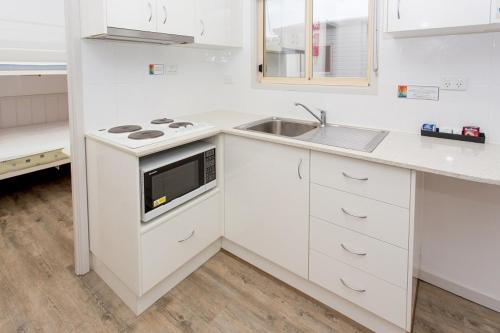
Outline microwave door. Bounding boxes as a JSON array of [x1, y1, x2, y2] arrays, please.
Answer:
[[143, 153, 205, 220]]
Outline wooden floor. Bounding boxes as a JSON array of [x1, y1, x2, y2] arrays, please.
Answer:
[[1, 169, 499, 333]]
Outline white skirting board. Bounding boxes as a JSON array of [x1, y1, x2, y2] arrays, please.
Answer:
[[222, 239, 408, 333], [418, 269, 500, 313], [91, 239, 222, 315]]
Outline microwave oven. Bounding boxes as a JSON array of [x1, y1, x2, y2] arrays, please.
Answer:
[[140, 141, 216, 222]]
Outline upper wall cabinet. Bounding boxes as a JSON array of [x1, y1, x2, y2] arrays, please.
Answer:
[[81, 0, 241, 48], [386, 0, 500, 37], [194, 0, 242, 47], [157, 0, 195, 36], [106, 0, 157, 32]]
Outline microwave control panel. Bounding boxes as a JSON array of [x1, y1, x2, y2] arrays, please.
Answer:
[[204, 149, 216, 183]]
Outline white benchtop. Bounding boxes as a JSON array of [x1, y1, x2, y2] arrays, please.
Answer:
[[86, 111, 500, 186]]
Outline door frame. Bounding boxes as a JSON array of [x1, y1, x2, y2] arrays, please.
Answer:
[[65, 0, 90, 275]]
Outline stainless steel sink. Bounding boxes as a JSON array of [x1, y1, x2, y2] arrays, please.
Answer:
[[236, 117, 388, 153], [236, 118, 319, 138]]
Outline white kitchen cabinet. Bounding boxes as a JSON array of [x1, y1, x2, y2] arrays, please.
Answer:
[[194, 0, 242, 47], [225, 135, 310, 278], [107, 0, 157, 32], [386, 0, 493, 35], [309, 250, 407, 329], [81, 0, 195, 40], [81, 0, 241, 47], [156, 0, 195, 36], [141, 191, 221, 292]]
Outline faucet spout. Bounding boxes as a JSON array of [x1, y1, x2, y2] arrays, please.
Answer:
[[295, 102, 327, 127]]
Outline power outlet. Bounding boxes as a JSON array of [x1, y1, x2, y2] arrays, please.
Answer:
[[440, 77, 468, 91]]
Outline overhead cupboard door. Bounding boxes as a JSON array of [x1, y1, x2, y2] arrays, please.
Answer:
[[195, 0, 231, 46], [156, 0, 195, 36], [387, 0, 492, 32], [107, 0, 157, 32]]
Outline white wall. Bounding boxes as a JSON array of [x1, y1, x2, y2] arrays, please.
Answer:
[[420, 173, 500, 311]]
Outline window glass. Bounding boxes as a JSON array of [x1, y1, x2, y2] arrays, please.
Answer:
[[312, 0, 369, 78], [263, 0, 306, 78]]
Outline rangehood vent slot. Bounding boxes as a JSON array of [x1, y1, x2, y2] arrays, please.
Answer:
[[88, 28, 194, 45]]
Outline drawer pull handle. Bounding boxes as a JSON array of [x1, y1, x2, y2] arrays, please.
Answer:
[[341, 243, 367, 256], [341, 208, 367, 219], [178, 230, 195, 243], [340, 278, 366, 293], [297, 158, 303, 179], [342, 172, 368, 181]]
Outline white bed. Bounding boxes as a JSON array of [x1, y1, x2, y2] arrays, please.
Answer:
[[0, 121, 70, 180]]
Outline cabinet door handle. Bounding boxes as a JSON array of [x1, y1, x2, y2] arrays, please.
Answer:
[[178, 230, 195, 243], [148, 2, 153, 22], [341, 243, 367, 256], [162, 5, 167, 24], [200, 19, 205, 36], [297, 158, 303, 180], [341, 208, 367, 220], [340, 278, 366, 293], [397, 0, 401, 19], [342, 172, 368, 181]]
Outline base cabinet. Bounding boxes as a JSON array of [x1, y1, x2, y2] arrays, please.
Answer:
[[310, 250, 407, 328], [224, 135, 310, 278], [141, 192, 221, 293]]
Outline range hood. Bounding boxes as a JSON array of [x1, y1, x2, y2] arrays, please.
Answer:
[[89, 27, 194, 45]]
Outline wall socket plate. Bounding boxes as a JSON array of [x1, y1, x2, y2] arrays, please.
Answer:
[[440, 77, 468, 91]]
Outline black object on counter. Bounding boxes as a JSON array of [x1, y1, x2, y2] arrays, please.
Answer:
[[421, 129, 485, 144]]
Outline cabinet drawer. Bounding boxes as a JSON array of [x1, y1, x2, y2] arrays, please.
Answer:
[[311, 152, 411, 208], [310, 250, 407, 329], [311, 184, 409, 249], [141, 193, 221, 293], [310, 217, 408, 288]]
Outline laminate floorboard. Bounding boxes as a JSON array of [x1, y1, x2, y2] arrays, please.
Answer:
[[1, 168, 499, 333]]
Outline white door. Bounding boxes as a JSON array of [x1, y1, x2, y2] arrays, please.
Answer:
[[107, 0, 156, 32], [156, 0, 195, 36], [387, 0, 492, 32], [195, 0, 230, 46], [225, 135, 310, 279]]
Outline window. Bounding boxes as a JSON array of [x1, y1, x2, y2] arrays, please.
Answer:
[[258, 0, 374, 86]]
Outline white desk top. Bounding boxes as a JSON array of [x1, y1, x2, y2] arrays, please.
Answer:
[[86, 111, 500, 186]]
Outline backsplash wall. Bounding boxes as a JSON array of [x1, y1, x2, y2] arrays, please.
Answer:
[[80, 40, 231, 132]]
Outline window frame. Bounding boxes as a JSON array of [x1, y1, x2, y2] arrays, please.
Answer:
[[257, 0, 375, 87]]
